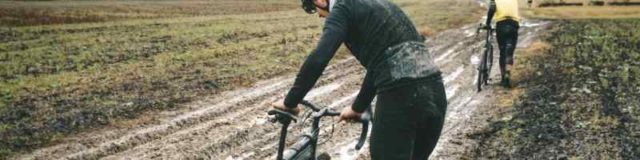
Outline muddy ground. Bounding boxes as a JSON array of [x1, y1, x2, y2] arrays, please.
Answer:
[[464, 19, 640, 160], [9, 19, 550, 160]]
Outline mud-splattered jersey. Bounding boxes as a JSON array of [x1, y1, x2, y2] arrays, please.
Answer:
[[284, 0, 439, 112]]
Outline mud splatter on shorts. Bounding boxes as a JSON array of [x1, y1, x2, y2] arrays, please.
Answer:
[[374, 41, 440, 90]]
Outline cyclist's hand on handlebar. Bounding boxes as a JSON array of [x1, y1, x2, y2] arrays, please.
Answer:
[[271, 99, 302, 116], [481, 24, 492, 30], [338, 107, 362, 123]]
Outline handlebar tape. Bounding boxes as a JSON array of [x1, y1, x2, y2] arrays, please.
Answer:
[[355, 110, 372, 150]]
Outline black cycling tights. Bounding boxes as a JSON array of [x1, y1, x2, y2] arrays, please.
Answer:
[[370, 75, 447, 160], [496, 19, 520, 72]]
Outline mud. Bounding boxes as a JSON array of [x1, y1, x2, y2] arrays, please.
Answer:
[[427, 19, 551, 160], [13, 19, 550, 160]]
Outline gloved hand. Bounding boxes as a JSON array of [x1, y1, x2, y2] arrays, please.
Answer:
[[482, 24, 492, 30]]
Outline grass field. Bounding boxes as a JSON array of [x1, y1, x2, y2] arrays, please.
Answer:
[[468, 19, 640, 159], [522, 6, 640, 19], [0, 0, 484, 157], [0, 0, 299, 26]]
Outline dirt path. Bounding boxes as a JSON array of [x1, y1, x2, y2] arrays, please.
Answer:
[[13, 19, 550, 160], [428, 20, 551, 159]]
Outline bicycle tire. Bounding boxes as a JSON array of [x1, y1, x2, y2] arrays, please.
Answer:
[[477, 51, 487, 92], [476, 68, 483, 92], [485, 45, 493, 85], [476, 26, 494, 92]]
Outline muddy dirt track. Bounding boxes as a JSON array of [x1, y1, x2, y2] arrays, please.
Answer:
[[13, 20, 550, 160]]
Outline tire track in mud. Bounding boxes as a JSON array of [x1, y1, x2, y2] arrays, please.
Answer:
[[429, 20, 552, 159], [103, 64, 368, 160], [15, 20, 550, 160], [15, 58, 360, 160]]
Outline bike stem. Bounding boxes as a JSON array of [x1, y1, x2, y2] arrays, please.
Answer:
[[309, 108, 337, 159], [269, 101, 369, 160], [269, 109, 296, 160]]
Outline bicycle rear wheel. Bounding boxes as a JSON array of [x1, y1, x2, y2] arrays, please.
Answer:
[[477, 52, 487, 92], [484, 45, 493, 85]]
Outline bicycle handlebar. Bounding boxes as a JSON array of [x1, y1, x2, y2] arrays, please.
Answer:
[[476, 23, 494, 37], [299, 100, 371, 150], [355, 110, 371, 150], [477, 23, 494, 31], [268, 100, 372, 159], [300, 100, 322, 112]]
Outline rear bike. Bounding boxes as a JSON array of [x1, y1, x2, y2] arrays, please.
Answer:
[[476, 24, 495, 92], [267, 100, 372, 160]]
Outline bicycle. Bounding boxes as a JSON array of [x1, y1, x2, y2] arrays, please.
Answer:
[[476, 24, 495, 92], [267, 100, 372, 160]]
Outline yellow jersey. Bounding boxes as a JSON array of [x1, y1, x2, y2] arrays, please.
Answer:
[[492, 0, 521, 23]]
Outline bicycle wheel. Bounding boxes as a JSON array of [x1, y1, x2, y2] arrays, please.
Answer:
[[483, 45, 493, 85], [477, 51, 487, 92]]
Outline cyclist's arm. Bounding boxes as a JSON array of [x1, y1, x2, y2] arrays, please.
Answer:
[[284, 6, 350, 108], [352, 71, 376, 113], [486, 0, 496, 26]]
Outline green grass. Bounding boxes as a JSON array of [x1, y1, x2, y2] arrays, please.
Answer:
[[468, 19, 640, 159], [0, 0, 299, 26], [523, 6, 640, 19], [0, 11, 324, 156], [397, 0, 484, 33], [0, 0, 484, 157]]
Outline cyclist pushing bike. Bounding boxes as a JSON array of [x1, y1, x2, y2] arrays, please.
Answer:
[[270, 0, 448, 159], [486, 0, 521, 88]]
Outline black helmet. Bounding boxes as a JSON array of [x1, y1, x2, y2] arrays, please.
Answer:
[[301, 0, 330, 14], [301, 0, 317, 14]]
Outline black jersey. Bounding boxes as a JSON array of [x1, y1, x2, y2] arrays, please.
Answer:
[[285, 0, 439, 112]]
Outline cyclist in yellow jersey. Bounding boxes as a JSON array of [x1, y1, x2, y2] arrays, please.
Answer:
[[486, 0, 520, 87]]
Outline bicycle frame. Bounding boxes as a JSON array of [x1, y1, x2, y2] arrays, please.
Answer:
[[476, 24, 495, 92], [268, 100, 371, 160]]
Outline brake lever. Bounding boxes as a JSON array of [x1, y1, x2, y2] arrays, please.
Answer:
[[267, 109, 298, 124], [476, 23, 493, 36], [268, 109, 298, 160], [355, 109, 372, 150]]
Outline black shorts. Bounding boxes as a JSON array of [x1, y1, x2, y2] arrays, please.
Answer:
[[496, 19, 519, 66], [370, 74, 447, 160]]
